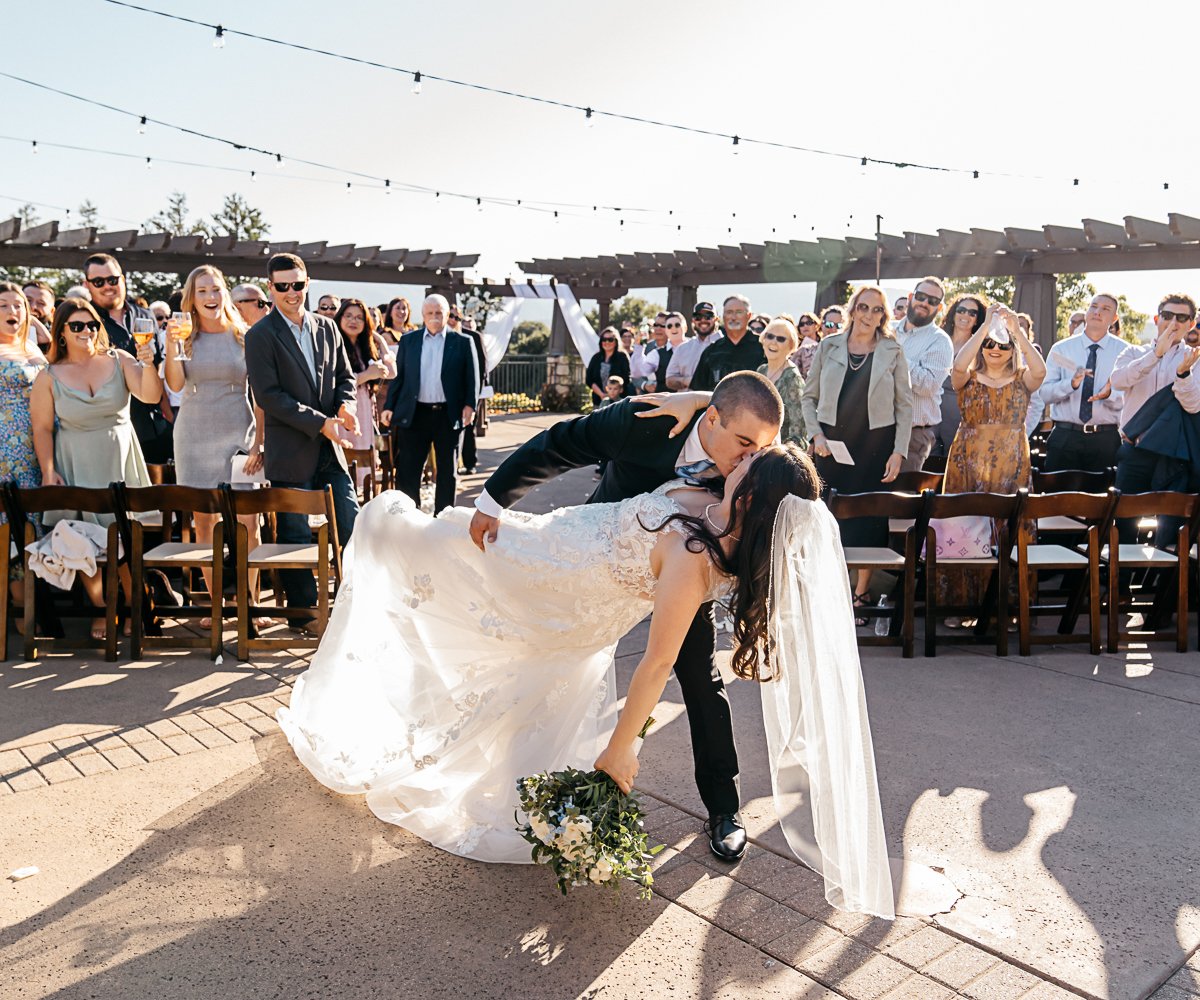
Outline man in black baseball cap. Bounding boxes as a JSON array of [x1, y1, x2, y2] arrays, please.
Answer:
[[665, 302, 723, 391]]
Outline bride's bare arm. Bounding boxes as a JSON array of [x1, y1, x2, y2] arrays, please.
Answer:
[[594, 534, 710, 792]]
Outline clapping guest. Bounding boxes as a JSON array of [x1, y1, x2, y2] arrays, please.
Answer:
[[586, 327, 631, 407], [30, 298, 159, 639], [933, 293, 988, 459], [334, 297, 396, 486], [0, 283, 48, 614], [164, 265, 268, 626], [790, 312, 821, 379], [940, 304, 1046, 625], [758, 317, 807, 447], [801, 285, 912, 620]]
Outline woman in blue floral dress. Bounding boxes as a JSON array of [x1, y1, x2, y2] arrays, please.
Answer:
[[0, 282, 48, 607]]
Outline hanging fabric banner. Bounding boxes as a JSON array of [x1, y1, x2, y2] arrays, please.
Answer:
[[480, 297, 523, 372]]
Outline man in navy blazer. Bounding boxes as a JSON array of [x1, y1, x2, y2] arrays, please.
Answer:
[[245, 252, 360, 615], [380, 294, 477, 513]]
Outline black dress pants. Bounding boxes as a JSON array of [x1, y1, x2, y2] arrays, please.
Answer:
[[1043, 424, 1120, 473], [461, 422, 477, 471], [667, 600, 740, 817], [393, 403, 461, 514]]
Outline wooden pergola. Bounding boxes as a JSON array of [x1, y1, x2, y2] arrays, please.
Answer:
[[0, 217, 479, 287], [518, 213, 1200, 350]]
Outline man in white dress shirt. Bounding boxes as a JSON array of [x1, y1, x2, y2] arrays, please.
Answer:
[[666, 301, 723, 391], [1040, 293, 1127, 472], [896, 276, 954, 472]]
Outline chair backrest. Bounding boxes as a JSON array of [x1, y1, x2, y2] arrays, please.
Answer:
[[1111, 490, 1199, 522], [891, 470, 943, 495], [120, 484, 227, 516], [146, 463, 177, 486], [827, 489, 927, 522], [921, 453, 948, 475], [1032, 467, 1115, 494], [923, 491, 1022, 522], [5, 483, 119, 520], [226, 485, 335, 519], [1019, 488, 1117, 526]]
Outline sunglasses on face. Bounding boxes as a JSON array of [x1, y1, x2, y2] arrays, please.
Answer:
[[762, 332, 790, 343], [317, 303, 337, 311], [694, 312, 715, 321], [652, 323, 666, 329], [665, 322, 683, 329], [981, 339, 1013, 351], [1161, 308, 1195, 324], [854, 303, 885, 315], [748, 324, 767, 334], [272, 281, 307, 293], [912, 291, 943, 307], [600, 337, 616, 343], [238, 299, 269, 309], [956, 306, 980, 317], [86, 275, 121, 288], [822, 320, 840, 329], [798, 318, 817, 327], [67, 320, 102, 334]]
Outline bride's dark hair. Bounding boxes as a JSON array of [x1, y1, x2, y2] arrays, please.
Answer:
[[649, 443, 821, 681]]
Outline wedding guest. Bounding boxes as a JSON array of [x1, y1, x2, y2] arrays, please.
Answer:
[[893, 297, 908, 323], [1040, 293, 1125, 472], [758, 317, 807, 447], [586, 327, 631, 407], [790, 312, 821, 378], [802, 284, 912, 620], [597, 374, 625, 406], [232, 283, 271, 327], [1110, 294, 1200, 539], [1067, 311, 1085, 337], [245, 253, 360, 619], [932, 292, 988, 459], [641, 312, 677, 393], [1019, 316, 1049, 437], [30, 297, 159, 638], [458, 314, 487, 474], [162, 265, 268, 624], [940, 304, 1046, 626], [21, 280, 54, 348], [0, 283, 48, 614], [691, 294, 766, 391], [896, 276, 953, 472], [80, 252, 172, 463], [666, 301, 723, 391], [335, 297, 396, 487], [64, 284, 91, 301], [820, 305, 845, 336], [379, 293, 477, 513], [381, 296, 415, 348], [316, 294, 341, 319]]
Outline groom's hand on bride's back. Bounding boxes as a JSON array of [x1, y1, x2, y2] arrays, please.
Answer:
[[470, 510, 500, 552]]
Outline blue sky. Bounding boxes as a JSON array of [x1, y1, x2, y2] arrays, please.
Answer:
[[5, 0, 1198, 328]]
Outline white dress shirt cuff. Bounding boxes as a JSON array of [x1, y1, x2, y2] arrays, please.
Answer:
[[474, 489, 504, 518]]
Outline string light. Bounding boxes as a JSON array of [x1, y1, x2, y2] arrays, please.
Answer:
[[138, 115, 146, 134], [212, 24, 224, 48], [384, 178, 391, 195], [411, 71, 422, 95], [275, 152, 284, 169], [249, 169, 256, 182], [145, 156, 152, 169], [30, 140, 37, 154], [732, 135, 739, 155], [585, 107, 594, 128]]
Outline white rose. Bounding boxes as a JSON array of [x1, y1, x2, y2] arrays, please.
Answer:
[[528, 814, 553, 844]]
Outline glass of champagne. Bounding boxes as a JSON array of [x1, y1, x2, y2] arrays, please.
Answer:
[[131, 317, 157, 367], [169, 311, 193, 361]]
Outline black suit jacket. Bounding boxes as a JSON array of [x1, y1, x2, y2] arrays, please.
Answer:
[[245, 309, 356, 483], [383, 327, 478, 430], [485, 399, 704, 506]]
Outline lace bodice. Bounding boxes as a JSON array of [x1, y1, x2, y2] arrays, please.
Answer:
[[603, 480, 713, 599]]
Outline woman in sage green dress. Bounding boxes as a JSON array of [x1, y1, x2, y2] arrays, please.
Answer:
[[757, 317, 807, 448], [30, 297, 161, 638]]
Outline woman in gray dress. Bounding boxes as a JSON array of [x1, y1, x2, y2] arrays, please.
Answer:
[[164, 265, 266, 626]]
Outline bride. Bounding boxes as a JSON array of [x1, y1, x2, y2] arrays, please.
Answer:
[[279, 442, 895, 917]]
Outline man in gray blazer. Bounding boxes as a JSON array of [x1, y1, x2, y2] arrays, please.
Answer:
[[245, 253, 360, 614]]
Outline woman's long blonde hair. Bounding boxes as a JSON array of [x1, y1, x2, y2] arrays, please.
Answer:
[[846, 285, 894, 339], [181, 265, 247, 350], [0, 281, 32, 354]]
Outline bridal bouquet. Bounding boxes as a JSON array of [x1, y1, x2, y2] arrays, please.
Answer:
[[516, 719, 662, 900]]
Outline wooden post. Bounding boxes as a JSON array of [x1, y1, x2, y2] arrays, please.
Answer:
[[1013, 273, 1058, 353], [814, 280, 850, 312], [597, 298, 611, 329], [667, 284, 697, 317]]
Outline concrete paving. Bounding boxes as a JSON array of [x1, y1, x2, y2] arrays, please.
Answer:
[[2, 411, 1199, 999]]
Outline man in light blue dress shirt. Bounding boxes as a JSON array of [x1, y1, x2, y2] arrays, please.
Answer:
[[895, 276, 954, 471], [1039, 293, 1127, 472]]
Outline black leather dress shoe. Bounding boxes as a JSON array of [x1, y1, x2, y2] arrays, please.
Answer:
[[706, 813, 747, 861]]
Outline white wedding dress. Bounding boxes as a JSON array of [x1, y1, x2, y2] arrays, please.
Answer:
[[278, 482, 714, 864]]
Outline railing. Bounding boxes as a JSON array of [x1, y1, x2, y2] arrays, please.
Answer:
[[489, 355, 587, 413]]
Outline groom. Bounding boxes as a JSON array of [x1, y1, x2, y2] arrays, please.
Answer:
[[470, 372, 783, 860]]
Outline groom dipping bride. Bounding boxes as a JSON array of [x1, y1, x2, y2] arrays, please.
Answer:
[[279, 371, 895, 918]]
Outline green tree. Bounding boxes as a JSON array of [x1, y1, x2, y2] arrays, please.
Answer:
[[145, 191, 210, 236], [77, 200, 99, 227], [210, 193, 269, 241], [585, 295, 665, 331], [15, 203, 39, 229], [510, 321, 549, 355]]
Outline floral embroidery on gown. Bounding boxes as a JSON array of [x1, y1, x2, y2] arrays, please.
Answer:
[[278, 481, 727, 864]]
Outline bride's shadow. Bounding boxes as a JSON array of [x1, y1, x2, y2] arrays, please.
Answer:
[[3, 736, 666, 1000]]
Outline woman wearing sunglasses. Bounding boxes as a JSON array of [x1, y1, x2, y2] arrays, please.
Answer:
[[802, 285, 913, 622], [586, 326, 631, 408], [790, 312, 822, 379], [29, 297, 161, 639], [757, 317, 808, 447], [940, 304, 1046, 626], [932, 294, 988, 459]]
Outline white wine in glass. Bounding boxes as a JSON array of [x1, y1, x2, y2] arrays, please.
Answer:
[[169, 311, 193, 361]]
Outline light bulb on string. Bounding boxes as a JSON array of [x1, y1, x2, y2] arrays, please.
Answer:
[[274, 153, 285, 169], [584, 107, 595, 128], [732, 135, 740, 155], [411, 71, 422, 95], [213, 25, 225, 48], [138, 116, 147, 135], [250, 170, 256, 183], [30, 140, 37, 155], [346, 182, 352, 194], [476, 198, 483, 213], [145, 157, 152, 170], [385, 179, 391, 195]]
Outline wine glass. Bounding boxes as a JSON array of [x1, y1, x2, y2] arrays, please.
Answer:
[[169, 311, 193, 361], [130, 317, 157, 367]]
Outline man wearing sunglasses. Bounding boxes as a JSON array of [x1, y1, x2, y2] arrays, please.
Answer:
[[232, 283, 272, 327], [895, 276, 954, 472], [643, 311, 686, 393], [665, 301, 724, 391], [316, 294, 341, 317], [1041, 293, 1127, 472], [1109, 295, 1200, 530], [245, 253, 360, 622], [689, 294, 766, 392], [81, 252, 172, 462]]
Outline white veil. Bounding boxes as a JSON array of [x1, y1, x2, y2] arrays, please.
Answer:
[[762, 495, 895, 919]]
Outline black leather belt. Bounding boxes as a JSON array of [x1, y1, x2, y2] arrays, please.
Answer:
[[416, 402, 446, 410], [1053, 421, 1116, 435]]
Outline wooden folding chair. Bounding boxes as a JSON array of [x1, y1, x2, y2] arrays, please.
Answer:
[[345, 448, 379, 501], [1030, 468, 1117, 539], [3, 484, 122, 662], [1011, 490, 1116, 656], [828, 489, 929, 658], [923, 492, 1022, 657], [226, 485, 341, 660], [120, 485, 230, 660], [891, 470, 943, 494], [1102, 492, 1198, 653]]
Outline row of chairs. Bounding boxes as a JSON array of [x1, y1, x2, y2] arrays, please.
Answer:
[[832, 484, 1197, 659], [1, 482, 340, 664]]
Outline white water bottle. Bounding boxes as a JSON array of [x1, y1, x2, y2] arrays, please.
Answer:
[[874, 596, 891, 636]]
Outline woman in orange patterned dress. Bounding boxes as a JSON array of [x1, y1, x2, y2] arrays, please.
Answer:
[[940, 305, 1046, 622]]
